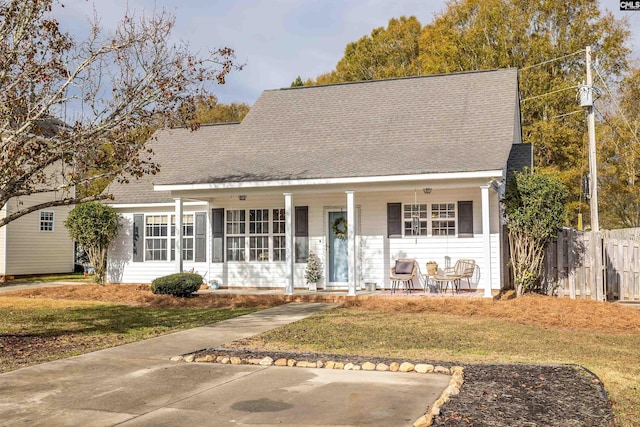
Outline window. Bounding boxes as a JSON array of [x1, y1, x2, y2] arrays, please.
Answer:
[[223, 208, 288, 262], [145, 215, 168, 260], [136, 212, 206, 262], [273, 208, 286, 261], [432, 203, 456, 236], [39, 211, 54, 232], [226, 210, 245, 261], [403, 204, 427, 236], [171, 214, 194, 261], [249, 208, 269, 261]]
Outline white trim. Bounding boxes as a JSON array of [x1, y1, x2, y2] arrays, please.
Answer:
[[480, 185, 493, 298], [174, 198, 183, 273], [284, 193, 293, 295], [154, 170, 505, 192], [346, 191, 356, 296], [108, 201, 208, 209]]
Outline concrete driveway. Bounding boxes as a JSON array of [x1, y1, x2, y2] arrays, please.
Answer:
[[0, 303, 450, 426]]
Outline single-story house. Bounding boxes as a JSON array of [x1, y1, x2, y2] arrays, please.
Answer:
[[0, 192, 75, 280], [106, 68, 531, 296]]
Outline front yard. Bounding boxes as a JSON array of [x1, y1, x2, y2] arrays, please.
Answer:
[[230, 296, 640, 427], [0, 284, 638, 425]]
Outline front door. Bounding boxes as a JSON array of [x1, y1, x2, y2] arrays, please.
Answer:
[[328, 211, 349, 286]]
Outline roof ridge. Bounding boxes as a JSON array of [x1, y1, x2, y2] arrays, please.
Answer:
[[164, 121, 242, 131], [274, 67, 517, 93]]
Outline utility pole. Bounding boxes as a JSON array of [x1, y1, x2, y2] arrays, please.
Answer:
[[584, 46, 599, 232]]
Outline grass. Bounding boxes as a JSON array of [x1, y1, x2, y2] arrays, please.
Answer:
[[4, 273, 91, 284], [2, 285, 638, 425], [230, 296, 640, 427], [0, 296, 259, 373]]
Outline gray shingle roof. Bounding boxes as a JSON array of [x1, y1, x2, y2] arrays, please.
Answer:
[[107, 123, 239, 204], [109, 68, 520, 204]]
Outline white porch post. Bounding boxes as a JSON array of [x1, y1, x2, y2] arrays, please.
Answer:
[[284, 193, 294, 295], [174, 197, 183, 273], [206, 201, 212, 282], [346, 190, 356, 296], [480, 185, 493, 298]]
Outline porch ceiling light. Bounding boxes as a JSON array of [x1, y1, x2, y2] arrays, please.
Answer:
[[422, 187, 432, 194]]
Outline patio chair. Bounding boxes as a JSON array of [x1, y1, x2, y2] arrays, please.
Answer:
[[444, 259, 476, 290], [390, 259, 418, 294]]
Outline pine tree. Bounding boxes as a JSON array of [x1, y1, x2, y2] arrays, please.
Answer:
[[304, 251, 323, 284]]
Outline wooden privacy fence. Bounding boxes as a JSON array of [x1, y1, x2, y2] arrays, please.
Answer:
[[542, 228, 640, 301]]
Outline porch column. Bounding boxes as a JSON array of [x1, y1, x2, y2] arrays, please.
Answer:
[[284, 192, 294, 295], [346, 190, 356, 296], [480, 185, 493, 298], [174, 197, 183, 273]]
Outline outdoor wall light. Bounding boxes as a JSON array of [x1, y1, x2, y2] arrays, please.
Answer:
[[422, 188, 432, 194], [238, 195, 247, 201]]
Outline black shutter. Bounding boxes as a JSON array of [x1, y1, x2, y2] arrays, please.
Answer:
[[133, 214, 144, 262], [194, 212, 207, 262], [295, 206, 309, 262], [387, 203, 402, 237], [458, 201, 473, 237], [212, 208, 224, 263], [132, 214, 144, 262]]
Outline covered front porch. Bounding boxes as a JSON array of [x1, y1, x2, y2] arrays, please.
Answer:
[[151, 174, 503, 298]]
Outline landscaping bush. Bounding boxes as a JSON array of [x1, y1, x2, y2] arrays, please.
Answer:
[[151, 273, 203, 297]]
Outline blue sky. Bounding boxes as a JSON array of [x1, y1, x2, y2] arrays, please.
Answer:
[[59, 0, 640, 105]]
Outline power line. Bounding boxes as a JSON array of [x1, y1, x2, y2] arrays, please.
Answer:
[[593, 65, 640, 147], [520, 85, 579, 103], [518, 50, 585, 72]]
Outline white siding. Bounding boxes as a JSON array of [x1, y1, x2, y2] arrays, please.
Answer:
[[109, 187, 504, 290], [3, 194, 74, 275], [0, 205, 6, 275], [108, 206, 210, 284]]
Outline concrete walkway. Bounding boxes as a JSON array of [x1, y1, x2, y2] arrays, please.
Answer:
[[0, 302, 450, 426]]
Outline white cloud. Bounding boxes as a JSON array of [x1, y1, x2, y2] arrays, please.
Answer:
[[56, 0, 640, 105]]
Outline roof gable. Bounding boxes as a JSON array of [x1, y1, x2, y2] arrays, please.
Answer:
[[156, 68, 520, 186], [110, 69, 521, 203]]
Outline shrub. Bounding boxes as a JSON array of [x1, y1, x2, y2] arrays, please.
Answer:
[[151, 273, 203, 297]]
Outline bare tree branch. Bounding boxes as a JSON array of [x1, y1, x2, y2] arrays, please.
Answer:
[[0, 0, 242, 226]]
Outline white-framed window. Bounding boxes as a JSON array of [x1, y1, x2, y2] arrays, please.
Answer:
[[431, 203, 456, 236], [403, 204, 428, 236], [39, 211, 55, 232], [249, 209, 269, 261], [171, 214, 194, 261], [145, 215, 168, 260], [226, 209, 245, 261], [272, 208, 286, 261], [223, 207, 287, 262]]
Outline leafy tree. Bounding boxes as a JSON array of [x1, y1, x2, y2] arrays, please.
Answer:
[[304, 2, 631, 227], [503, 171, 568, 296], [419, 0, 629, 226], [290, 76, 304, 87], [0, 0, 241, 227], [177, 95, 250, 129], [64, 202, 121, 286], [598, 66, 640, 228], [309, 16, 423, 84]]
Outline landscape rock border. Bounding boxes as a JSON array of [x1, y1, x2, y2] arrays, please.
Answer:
[[171, 348, 462, 426]]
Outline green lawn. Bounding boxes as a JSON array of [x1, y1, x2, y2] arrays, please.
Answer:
[[0, 298, 258, 372], [5, 273, 91, 284], [233, 305, 640, 427]]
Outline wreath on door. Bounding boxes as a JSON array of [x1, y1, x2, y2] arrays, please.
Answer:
[[332, 216, 348, 240]]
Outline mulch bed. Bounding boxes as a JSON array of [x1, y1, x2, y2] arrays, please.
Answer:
[[190, 348, 615, 426], [431, 363, 614, 427]]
